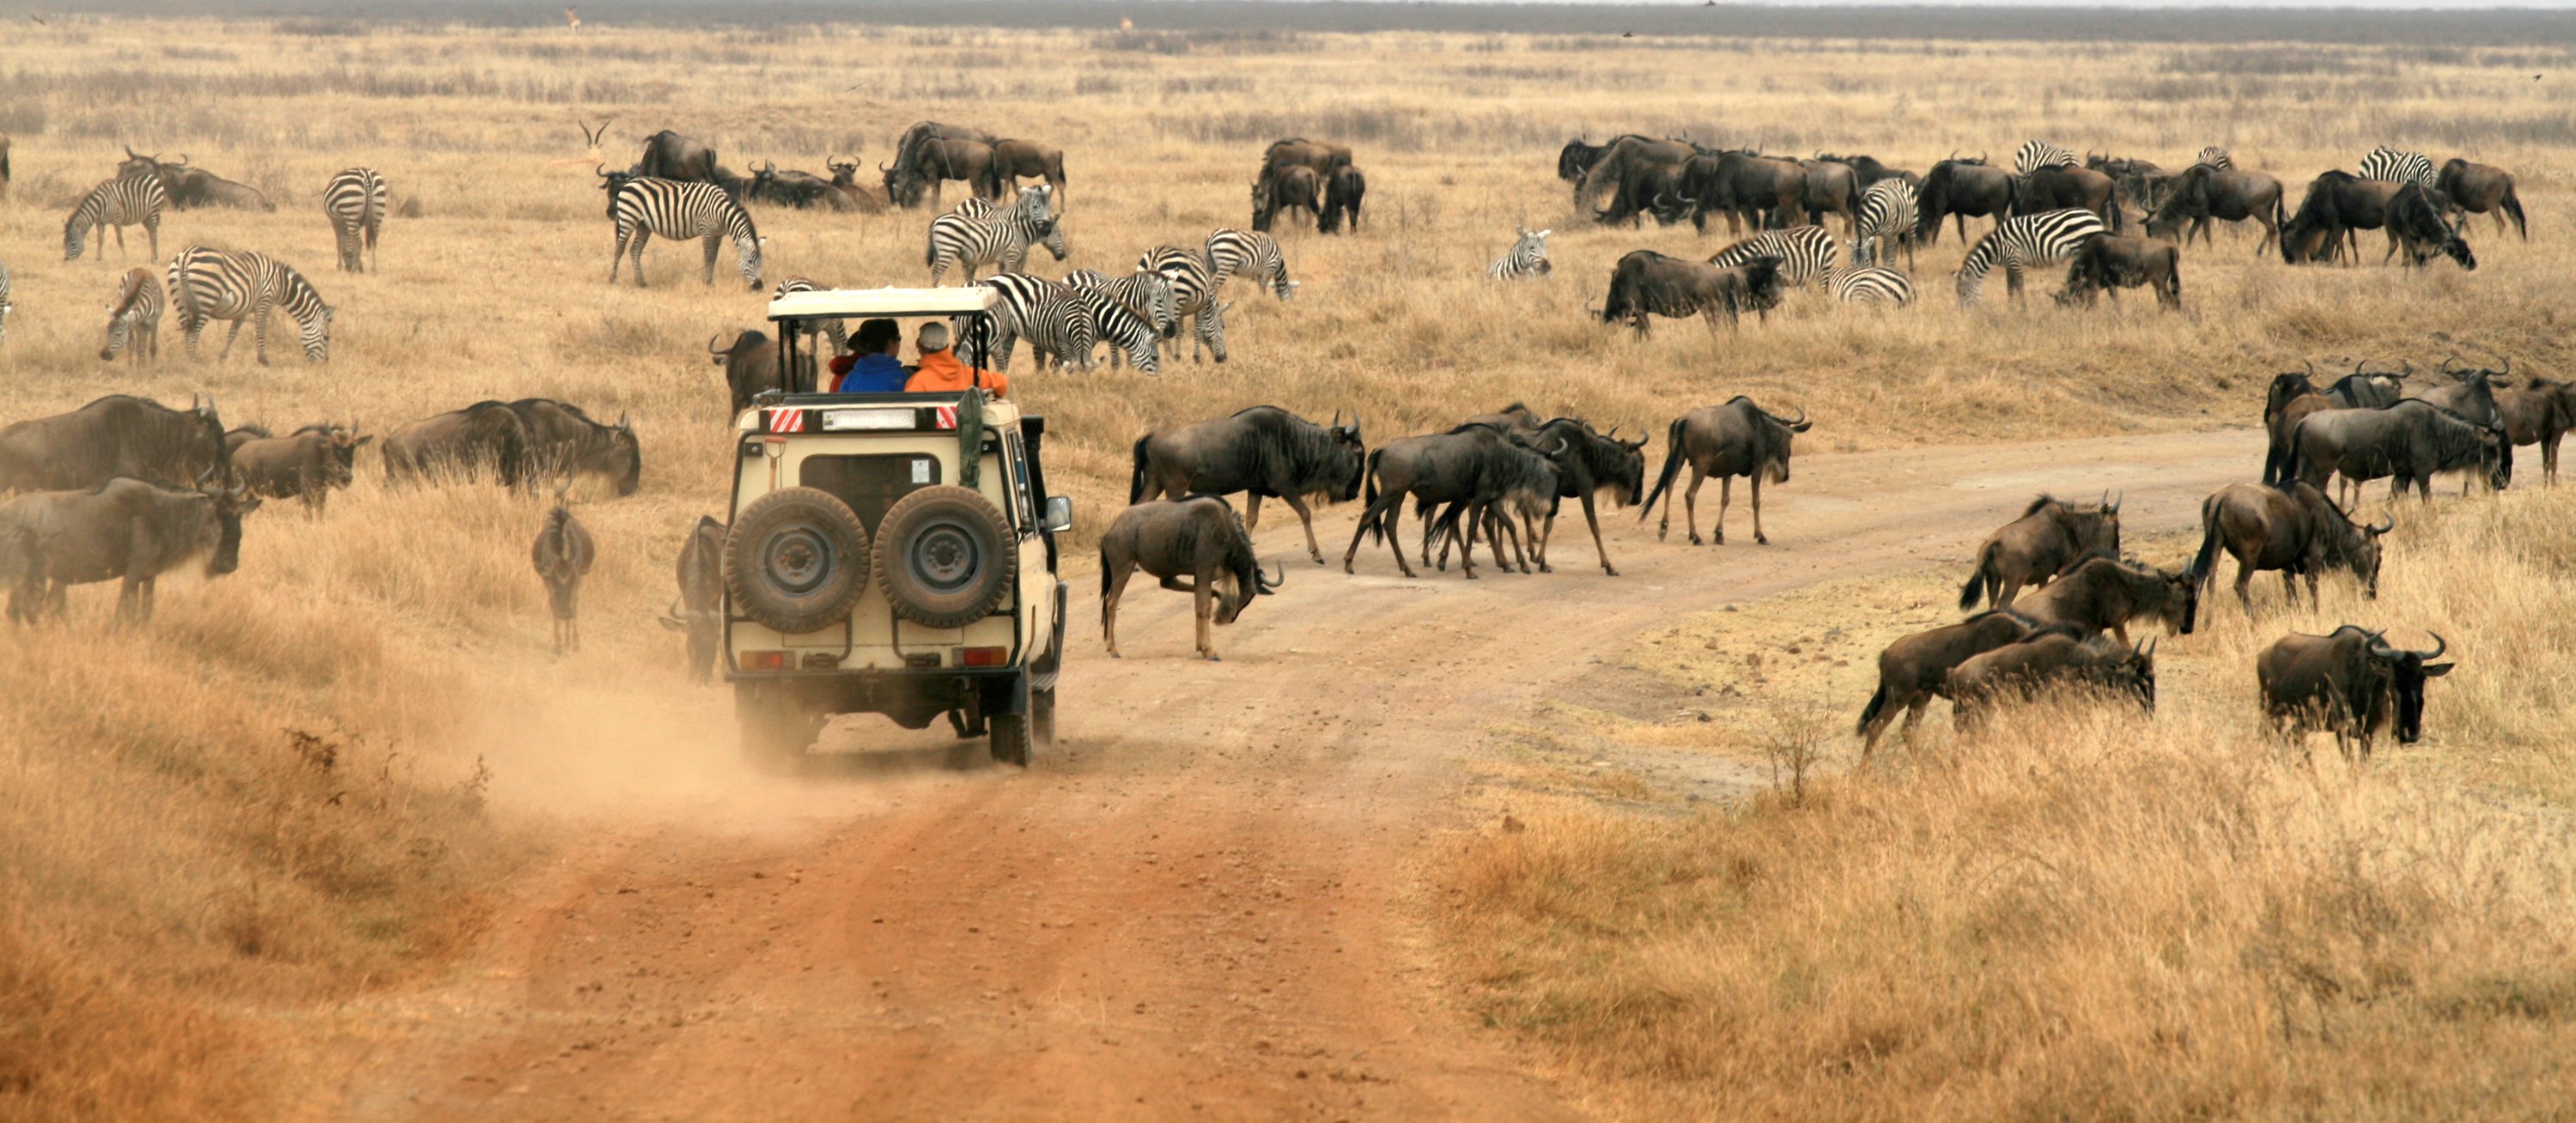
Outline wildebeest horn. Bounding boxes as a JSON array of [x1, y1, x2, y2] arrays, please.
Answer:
[[2367, 634, 2402, 660], [617, 411, 630, 429], [1256, 562, 1285, 593], [2139, 636, 2157, 659], [595, 161, 610, 179], [708, 333, 727, 355], [173, 154, 190, 167], [1785, 406, 1809, 431], [2368, 512, 2394, 535], [2302, 358, 2317, 377], [2501, 356, 2512, 376], [2418, 632, 2446, 660], [194, 465, 216, 488], [1606, 424, 1621, 440]]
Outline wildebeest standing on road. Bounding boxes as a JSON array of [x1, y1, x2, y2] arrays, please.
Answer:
[[1637, 398, 1811, 546], [1129, 407, 1365, 565], [1, 476, 258, 622], [0, 394, 228, 494], [1516, 416, 1647, 576], [1099, 495, 1282, 661], [1957, 494, 2122, 610], [2257, 627, 2451, 761], [658, 515, 725, 683], [532, 501, 596, 654], [2494, 377, 2576, 484], [2187, 481, 2389, 616], [2287, 399, 2506, 505], [1342, 423, 1537, 580], [1856, 610, 2076, 757]]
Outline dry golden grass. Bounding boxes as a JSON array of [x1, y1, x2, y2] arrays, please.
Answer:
[[1449, 484, 2576, 1120], [0, 14, 2569, 1118]]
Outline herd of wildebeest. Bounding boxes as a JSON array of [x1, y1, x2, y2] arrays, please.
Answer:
[[0, 115, 2555, 762]]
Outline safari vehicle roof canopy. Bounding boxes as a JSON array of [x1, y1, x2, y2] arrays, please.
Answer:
[[766, 286, 1001, 321]]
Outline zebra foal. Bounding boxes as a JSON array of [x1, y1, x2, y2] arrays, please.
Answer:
[[64, 173, 167, 263]]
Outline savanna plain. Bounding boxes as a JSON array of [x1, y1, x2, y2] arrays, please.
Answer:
[[1, 12, 2574, 1121]]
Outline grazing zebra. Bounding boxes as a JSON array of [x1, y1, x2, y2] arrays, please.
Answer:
[[2013, 140, 2081, 180], [771, 276, 848, 354], [2359, 146, 2436, 189], [1065, 285, 1162, 374], [1064, 267, 1176, 353], [927, 185, 1063, 285], [969, 273, 1095, 373], [1207, 228, 1297, 299], [2196, 146, 2233, 171], [1822, 242, 1915, 306], [1953, 209, 2107, 305], [1486, 227, 1552, 281], [100, 266, 164, 364], [608, 177, 764, 289], [1854, 179, 1919, 271], [63, 172, 167, 263], [323, 167, 386, 273], [1139, 246, 1230, 363], [167, 246, 337, 363], [1708, 225, 1838, 292]]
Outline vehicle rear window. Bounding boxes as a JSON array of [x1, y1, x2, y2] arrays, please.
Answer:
[[800, 454, 939, 532]]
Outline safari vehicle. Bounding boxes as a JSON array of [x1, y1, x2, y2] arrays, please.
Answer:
[[723, 286, 1069, 767]]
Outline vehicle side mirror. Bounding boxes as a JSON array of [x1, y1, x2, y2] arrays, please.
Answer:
[[1042, 495, 1073, 535]]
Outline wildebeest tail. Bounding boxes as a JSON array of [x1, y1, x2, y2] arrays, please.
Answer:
[[1127, 434, 1153, 505], [1856, 681, 1888, 737], [2187, 494, 2224, 588], [1360, 448, 1386, 545], [2501, 184, 2528, 240], [1956, 542, 1996, 610], [1637, 416, 1689, 520]]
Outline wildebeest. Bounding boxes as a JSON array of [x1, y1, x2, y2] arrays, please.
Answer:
[[1856, 609, 2076, 756], [657, 515, 726, 683], [1956, 494, 2122, 610], [1, 476, 258, 622], [884, 122, 1002, 209], [1637, 398, 1810, 545], [2434, 159, 2525, 240], [1424, 434, 1562, 577], [1251, 165, 1321, 234], [230, 422, 370, 513], [747, 161, 851, 210], [1675, 150, 1806, 234], [2288, 399, 2506, 504], [1100, 495, 1282, 661], [2142, 163, 2285, 253], [1263, 137, 1353, 179], [1592, 154, 1694, 228], [1598, 251, 1786, 334], [633, 130, 720, 186], [1129, 406, 1366, 565], [2054, 234, 2182, 310], [532, 501, 596, 654], [2013, 552, 2198, 647], [2087, 152, 2169, 210], [2279, 170, 2405, 265], [1800, 157, 1861, 236], [2494, 376, 2576, 484], [1512, 416, 1647, 576], [114, 149, 274, 212], [991, 138, 1068, 205], [1814, 152, 1917, 191], [1948, 632, 2157, 731], [2403, 361, 2510, 492], [821, 157, 889, 214], [708, 329, 812, 410], [382, 401, 532, 489], [1342, 423, 1536, 580], [1321, 166, 1366, 234], [2015, 164, 2123, 234], [2187, 481, 2388, 616], [0, 394, 228, 494], [1916, 155, 2015, 246], [2262, 362, 2404, 485], [1558, 135, 1656, 185], [2385, 182, 2476, 270], [508, 399, 641, 497], [2257, 627, 2451, 761], [1573, 136, 1692, 211]]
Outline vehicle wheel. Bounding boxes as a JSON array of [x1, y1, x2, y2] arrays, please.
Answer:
[[726, 487, 870, 634], [874, 485, 1015, 628], [989, 711, 1032, 768], [1030, 686, 1056, 750]]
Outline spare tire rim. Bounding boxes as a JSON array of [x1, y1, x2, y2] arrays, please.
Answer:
[[908, 517, 982, 593], [759, 525, 835, 596]]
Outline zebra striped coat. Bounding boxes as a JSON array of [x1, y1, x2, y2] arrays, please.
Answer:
[[1487, 227, 1552, 281], [970, 273, 1094, 373], [1064, 268, 1176, 359], [1208, 228, 1297, 299], [1139, 246, 1229, 363], [771, 277, 848, 354], [324, 167, 387, 273], [2359, 147, 2435, 189], [64, 173, 167, 263], [100, 266, 164, 363], [1822, 242, 1914, 306], [167, 246, 336, 363], [2014, 141, 2080, 180], [0, 259, 11, 347], [1855, 179, 1919, 271], [1065, 285, 1162, 374], [1954, 209, 2107, 305], [1709, 226, 1838, 292], [608, 177, 764, 288], [927, 185, 1063, 285], [2196, 147, 2233, 171]]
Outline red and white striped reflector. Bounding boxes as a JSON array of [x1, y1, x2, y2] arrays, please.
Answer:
[[765, 408, 808, 434], [933, 406, 958, 430]]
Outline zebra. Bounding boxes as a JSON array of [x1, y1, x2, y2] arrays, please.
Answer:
[[100, 266, 164, 363], [0, 259, 11, 347], [608, 177, 764, 289], [1708, 225, 1838, 292], [1064, 267, 1177, 355], [2359, 146, 2435, 189], [1139, 246, 1230, 363], [1821, 242, 1915, 306], [1853, 179, 1920, 272], [1064, 285, 1162, 374], [1953, 209, 2107, 306], [927, 185, 1063, 285], [1207, 228, 1298, 299], [323, 167, 386, 273], [1486, 227, 1552, 281], [64, 172, 167, 263], [2196, 146, 2233, 171], [771, 276, 848, 355], [2013, 140, 2080, 180], [167, 246, 336, 363], [969, 273, 1095, 373]]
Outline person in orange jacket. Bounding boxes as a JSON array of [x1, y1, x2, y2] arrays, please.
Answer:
[[902, 321, 1008, 398]]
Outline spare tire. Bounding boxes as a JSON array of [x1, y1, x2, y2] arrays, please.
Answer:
[[875, 484, 1015, 628], [725, 487, 870, 634]]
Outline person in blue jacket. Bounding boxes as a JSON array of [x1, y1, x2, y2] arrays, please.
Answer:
[[829, 319, 908, 392]]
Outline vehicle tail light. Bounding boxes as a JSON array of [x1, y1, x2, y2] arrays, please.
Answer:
[[956, 646, 1008, 667], [739, 650, 789, 671]]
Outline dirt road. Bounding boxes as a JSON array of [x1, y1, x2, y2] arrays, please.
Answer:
[[325, 428, 2261, 1122]]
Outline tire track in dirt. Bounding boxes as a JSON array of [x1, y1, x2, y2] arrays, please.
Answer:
[[324, 428, 2261, 1121]]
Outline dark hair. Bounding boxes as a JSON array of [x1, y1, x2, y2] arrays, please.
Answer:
[[854, 318, 901, 354]]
